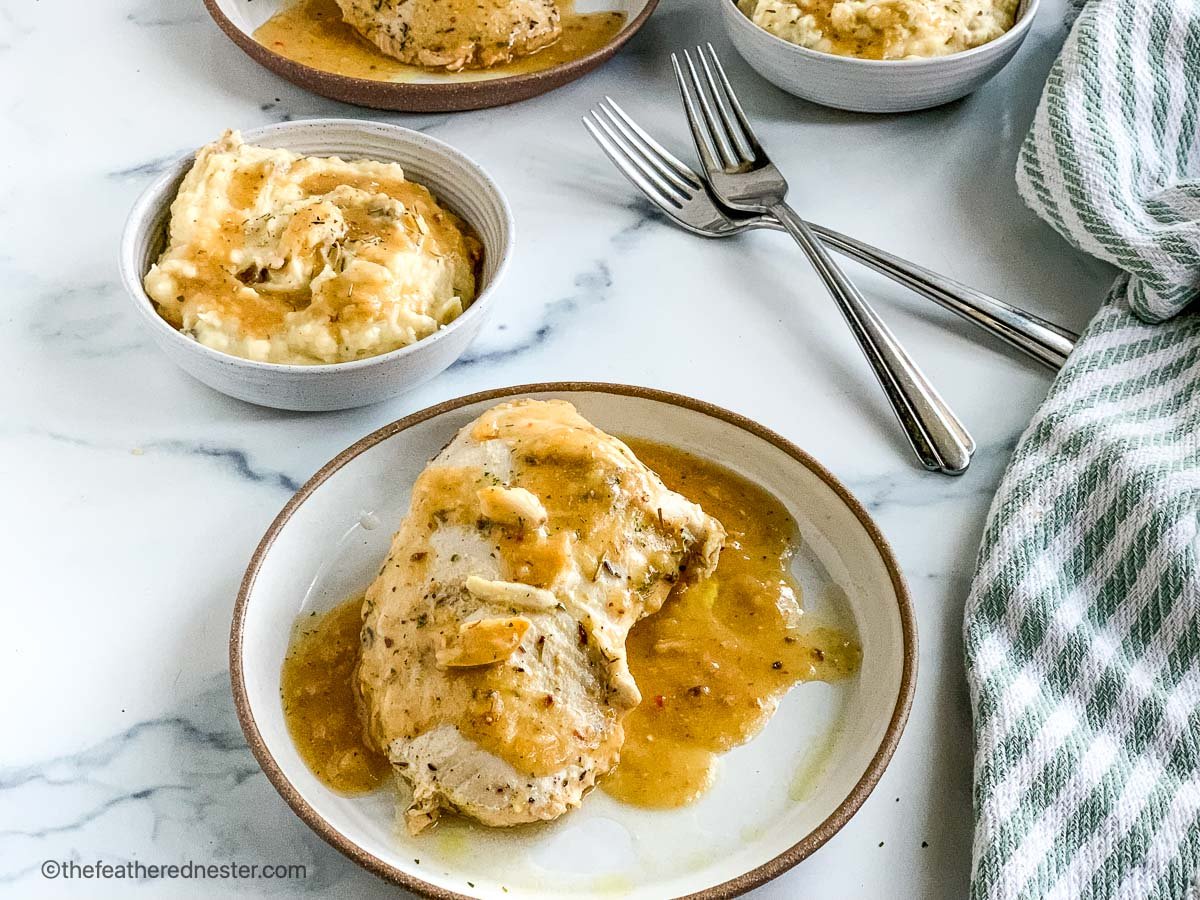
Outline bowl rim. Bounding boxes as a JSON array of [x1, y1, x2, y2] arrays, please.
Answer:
[[202, 0, 661, 103], [722, 0, 1041, 68], [229, 381, 919, 900], [118, 117, 514, 375]]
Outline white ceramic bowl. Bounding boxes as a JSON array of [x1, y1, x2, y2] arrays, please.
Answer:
[[119, 119, 514, 411], [719, 0, 1040, 113], [232, 383, 916, 899]]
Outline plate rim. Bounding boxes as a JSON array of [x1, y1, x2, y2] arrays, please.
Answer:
[[202, 0, 661, 111], [229, 381, 918, 899]]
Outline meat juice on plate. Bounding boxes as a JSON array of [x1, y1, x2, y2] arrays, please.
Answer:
[[281, 597, 389, 793], [280, 439, 861, 817], [254, 0, 627, 81], [602, 440, 861, 808]]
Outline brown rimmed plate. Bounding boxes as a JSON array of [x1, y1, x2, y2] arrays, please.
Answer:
[[231, 383, 916, 899], [203, 0, 660, 112]]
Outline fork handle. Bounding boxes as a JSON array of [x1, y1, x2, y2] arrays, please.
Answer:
[[804, 223, 1078, 370], [770, 202, 975, 475]]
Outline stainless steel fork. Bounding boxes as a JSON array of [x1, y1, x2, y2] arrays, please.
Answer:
[[674, 44, 975, 475], [582, 98, 1077, 371]]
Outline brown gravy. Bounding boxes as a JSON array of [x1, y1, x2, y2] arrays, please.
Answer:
[[602, 440, 861, 808], [159, 156, 478, 342], [280, 440, 860, 809], [280, 596, 389, 794], [253, 0, 627, 82]]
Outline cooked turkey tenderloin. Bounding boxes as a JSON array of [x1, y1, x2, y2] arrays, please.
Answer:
[[356, 399, 724, 832], [335, 0, 562, 70]]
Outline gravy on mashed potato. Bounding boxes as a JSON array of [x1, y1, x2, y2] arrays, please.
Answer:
[[144, 131, 481, 365], [738, 0, 1018, 59]]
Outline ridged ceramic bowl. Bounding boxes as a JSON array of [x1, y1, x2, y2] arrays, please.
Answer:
[[120, 119, 513, 411], [719, 0, 1040, 113]]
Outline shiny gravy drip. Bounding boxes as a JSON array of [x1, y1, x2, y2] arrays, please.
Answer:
[[280, 596, 389, 794], [253, 0, 627, 81], [280, 439, 860, 808], [602, 440, 861, 808]]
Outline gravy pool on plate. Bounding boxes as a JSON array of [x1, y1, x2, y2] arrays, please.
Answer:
[[280, 411, 861, 824], [143, 131, 481, 365], [600, 439, 861, 808], [254, 0, 627, 81]]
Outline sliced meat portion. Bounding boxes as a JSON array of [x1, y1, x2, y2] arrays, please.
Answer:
[[356, 399, 725, 832], [335, 0, 562, 71]]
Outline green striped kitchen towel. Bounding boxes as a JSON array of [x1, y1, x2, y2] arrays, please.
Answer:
[[963, 1, 1200, 899]]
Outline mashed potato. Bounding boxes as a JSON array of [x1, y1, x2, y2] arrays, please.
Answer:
[[738, 0, 1018, 59], [144, 131, 481, 365]]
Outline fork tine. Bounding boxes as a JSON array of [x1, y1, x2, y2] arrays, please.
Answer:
[[670, 52, 732, 175], [587, 111, 691, 206], [601, 97, 703, 189], [596, 102, 700, 195], [695, 45, 754, 164], [582, 115, 685, 212], [682, 48, 741, 169], [704, 43, 764, 157]]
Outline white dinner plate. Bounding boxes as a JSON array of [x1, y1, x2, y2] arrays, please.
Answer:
[[231, 383, 916, 898]]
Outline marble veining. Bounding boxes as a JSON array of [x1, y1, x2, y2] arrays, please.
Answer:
[[0, 679, 382, 896], [108, 156, 182, 181], [454, 261, 613, 367], [7, 428, 305, 492], [125, 10, 208, 30], [1, 0, 1117, 896]]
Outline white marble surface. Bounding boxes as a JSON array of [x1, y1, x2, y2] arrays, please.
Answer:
[[0, 0, 1117, 896]]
